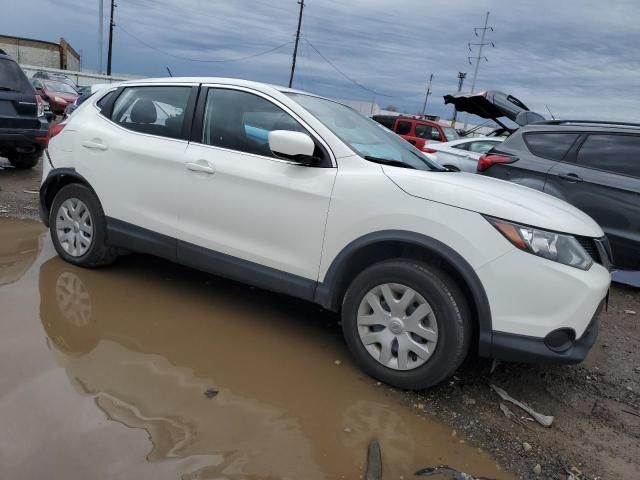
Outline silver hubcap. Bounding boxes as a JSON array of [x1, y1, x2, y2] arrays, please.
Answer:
[[56, 272, 92, 326], [357, 283, 438, 371], [55, 198, 93, 257]]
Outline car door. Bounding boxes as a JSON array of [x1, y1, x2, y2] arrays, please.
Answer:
[[76, 83, 197, 258], [177, 86, 337, 294], [394, 119, 417, 146], [545, 133, 640, 269]]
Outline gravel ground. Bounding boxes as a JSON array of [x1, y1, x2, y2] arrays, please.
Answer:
[[1, 155, 638, 479]]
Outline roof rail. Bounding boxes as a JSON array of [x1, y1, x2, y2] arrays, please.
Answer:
[[536, 119, 640, 128]]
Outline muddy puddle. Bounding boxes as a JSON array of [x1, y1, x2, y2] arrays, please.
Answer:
[[0, 219, 511, 480]]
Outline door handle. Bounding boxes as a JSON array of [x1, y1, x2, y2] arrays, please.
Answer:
[[185, 161, 215, 174], [81, 140, 108, 151], [558, 173, 583, 183]]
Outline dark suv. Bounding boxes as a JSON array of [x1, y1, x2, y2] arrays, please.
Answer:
[[0, 51, 49, 169], [478, 120, 639, 270]]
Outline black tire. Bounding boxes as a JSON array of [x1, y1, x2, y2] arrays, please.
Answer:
[[8, 150, 41, 169], [49, 183, 118, 267], [341, 259, 471, 390]]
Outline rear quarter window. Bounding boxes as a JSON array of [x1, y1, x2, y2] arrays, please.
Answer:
[[0, 58, 33, 93], [523, 132, 579, 161]]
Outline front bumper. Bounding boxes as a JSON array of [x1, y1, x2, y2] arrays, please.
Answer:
[[490, 301, 602, 364]]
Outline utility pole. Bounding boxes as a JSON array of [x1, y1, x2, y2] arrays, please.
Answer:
[[288, 0, 305, 88], [464, 11, 494, 130], [451, 72, 466, 126], [420, 73, 434, 117], [98, 0, 104, 73], [106, 0, 116, 76]]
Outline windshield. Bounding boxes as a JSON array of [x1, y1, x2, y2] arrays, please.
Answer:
[[286, 93, 444, 171], [44, 81, 77, 94], [442, 127, 459, 141]]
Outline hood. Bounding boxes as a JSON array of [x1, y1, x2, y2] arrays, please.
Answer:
[[47, 91, 76, 102], [383, 168, 603, 237], [443, 90, 544, 126]]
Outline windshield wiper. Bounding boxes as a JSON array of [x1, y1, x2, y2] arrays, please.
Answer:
[[0, 86, 19, 92], [364, 156, 416, 170]]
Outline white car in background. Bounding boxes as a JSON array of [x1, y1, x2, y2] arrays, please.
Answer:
[[426, 137, 504, 172]]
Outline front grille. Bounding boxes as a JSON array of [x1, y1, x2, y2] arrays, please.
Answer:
[[576, 236, 601, 264], [576, 236, 612, 269]]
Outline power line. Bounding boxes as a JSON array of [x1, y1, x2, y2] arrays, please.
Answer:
[[302, 38, 393, 98], [117, 25, 293, 63]]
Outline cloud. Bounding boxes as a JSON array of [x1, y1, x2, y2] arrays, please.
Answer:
[[4, 0, 640, 122]]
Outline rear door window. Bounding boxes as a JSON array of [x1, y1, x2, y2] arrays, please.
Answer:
[[577, 134, 640, 177], [523, 132, 579, 160], [396, 121, 412, 135], [110, 86, 191, 140]]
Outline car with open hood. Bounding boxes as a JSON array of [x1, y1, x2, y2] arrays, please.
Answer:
[[40, 78, 611, 389]]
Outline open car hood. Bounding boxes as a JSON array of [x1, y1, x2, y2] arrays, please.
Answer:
[[443, 90, 544, 126]]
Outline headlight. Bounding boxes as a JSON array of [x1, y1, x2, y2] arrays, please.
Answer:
[[487, 217, 593, 270]]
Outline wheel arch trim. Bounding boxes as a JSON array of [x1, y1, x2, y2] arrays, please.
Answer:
[[314, 230, 493, 355], [39, 168, 99, 227]]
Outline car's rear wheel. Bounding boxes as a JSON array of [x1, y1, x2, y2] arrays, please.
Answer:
[[8, 150, 41, 169], [341, 260, 471, 389], [49, 184, 118, 267]]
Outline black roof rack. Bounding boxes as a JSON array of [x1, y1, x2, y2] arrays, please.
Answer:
[[536, 119, 640, 129]]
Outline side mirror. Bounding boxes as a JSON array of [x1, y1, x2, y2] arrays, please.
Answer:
[[268, 130, 316, 165]]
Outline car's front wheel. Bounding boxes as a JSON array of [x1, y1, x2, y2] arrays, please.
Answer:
[[49, 184, 118, 267], [341, 260, 471, 389]]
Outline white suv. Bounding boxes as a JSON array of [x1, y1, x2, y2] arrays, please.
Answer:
[[40, 78, 611, 389]]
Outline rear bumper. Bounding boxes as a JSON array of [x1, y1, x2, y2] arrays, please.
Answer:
[[0, 121, 49, 152], [490, 300, 603, 364]]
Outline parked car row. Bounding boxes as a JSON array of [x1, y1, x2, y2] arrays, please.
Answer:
[[384, 90, 639, 274]]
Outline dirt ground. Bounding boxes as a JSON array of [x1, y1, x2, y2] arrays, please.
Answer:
[[1, 156, 638, 479]]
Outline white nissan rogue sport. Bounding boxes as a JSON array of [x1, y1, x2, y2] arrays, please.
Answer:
[[40, 78, 611, 389]]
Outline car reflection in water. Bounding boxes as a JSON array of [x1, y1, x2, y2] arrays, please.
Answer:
[[38, 255, 507, 479]]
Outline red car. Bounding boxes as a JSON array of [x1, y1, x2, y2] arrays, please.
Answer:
[[372, 115, 460, 153], [30, 78, 78, 115]]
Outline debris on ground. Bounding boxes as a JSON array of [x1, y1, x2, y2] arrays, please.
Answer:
[[498, 402, 528, 428], [364, 439, 382, 480], [203, 388, 219, 398], [415, 465, 495, 479], [490, 384, 554, 427], [532, 463, 542, 475]]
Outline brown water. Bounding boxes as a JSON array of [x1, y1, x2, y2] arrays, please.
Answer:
[[0, 219, 511, 480]]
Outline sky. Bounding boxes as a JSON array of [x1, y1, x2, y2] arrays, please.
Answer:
[[4, 0, 640, 122]]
